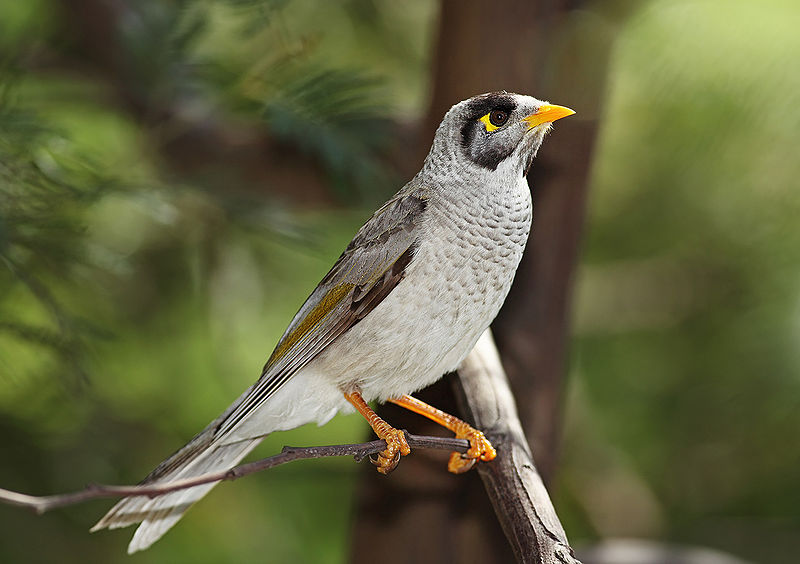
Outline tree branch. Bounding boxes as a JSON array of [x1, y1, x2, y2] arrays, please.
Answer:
[[0, 434, 468, 516], [0, 332, 578, 564], [455, 330, 581, 564]]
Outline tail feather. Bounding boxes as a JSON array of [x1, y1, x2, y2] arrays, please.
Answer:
[[91, 437, 261, 554], [92, 373, 330, 552]]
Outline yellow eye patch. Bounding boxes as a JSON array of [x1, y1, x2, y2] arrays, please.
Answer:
[[480, 113, 500, 132], [479, 109, 510, 132]]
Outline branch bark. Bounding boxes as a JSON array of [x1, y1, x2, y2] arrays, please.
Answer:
[[456, 330, 580, 564]]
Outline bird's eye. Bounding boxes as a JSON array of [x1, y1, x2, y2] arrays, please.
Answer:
[[479, 110, 510, 132], [490, 110, 509, 127]]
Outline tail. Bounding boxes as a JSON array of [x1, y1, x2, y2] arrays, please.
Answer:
[[91, 430, 262, 554]]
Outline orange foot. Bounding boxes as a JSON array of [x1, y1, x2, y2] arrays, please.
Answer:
[[344, 390, 411, 475], [447, 427, 497, 474], [389, 394, 497, 474], [371, 427, 411, 475]]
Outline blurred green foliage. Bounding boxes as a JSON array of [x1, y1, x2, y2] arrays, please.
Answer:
[[562, 1, 800, 561], [0, 1, 431, 562], [0, 0, 799, 563]]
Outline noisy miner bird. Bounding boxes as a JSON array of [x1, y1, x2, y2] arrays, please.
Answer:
[[92, 91, 575, 553]]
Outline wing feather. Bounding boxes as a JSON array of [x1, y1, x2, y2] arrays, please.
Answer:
[[214, 186, 428, 438]]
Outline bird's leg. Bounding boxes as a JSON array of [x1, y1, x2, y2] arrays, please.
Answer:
[[344, 390, 411, 475], [389, 394, 496, 474]]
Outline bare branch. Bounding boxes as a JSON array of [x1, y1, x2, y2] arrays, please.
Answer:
[[456, 330, 581, 564], [0, 434, 468, 516], [1, 332, 578, 564]]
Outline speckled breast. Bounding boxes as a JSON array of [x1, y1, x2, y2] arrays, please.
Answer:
[[330, 176, 532, 401]]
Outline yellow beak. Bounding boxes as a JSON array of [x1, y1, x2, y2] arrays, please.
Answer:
[[522, 104, 576, 129]]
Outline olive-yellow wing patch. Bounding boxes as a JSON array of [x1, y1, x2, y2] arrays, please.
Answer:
[[266, 282, 355, 368]]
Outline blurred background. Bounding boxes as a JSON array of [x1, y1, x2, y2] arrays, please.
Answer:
[[1, 0, 798, 563]]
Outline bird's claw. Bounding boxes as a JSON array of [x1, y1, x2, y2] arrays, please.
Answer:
[[447, 428, 496, 474], [372, 428, 411, 475]]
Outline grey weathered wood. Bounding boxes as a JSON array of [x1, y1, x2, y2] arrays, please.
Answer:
[[456, 330, 581, 564]]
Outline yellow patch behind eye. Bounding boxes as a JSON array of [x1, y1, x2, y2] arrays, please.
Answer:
[[479, 113, 500, 132]]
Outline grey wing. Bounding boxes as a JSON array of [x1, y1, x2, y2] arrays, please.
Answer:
[[212, 185, 429, 437]]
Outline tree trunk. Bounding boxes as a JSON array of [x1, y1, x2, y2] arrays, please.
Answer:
[[421, 0, 613, 481], [351, 1, 615, 562]]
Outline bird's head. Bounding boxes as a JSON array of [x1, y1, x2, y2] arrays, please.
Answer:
[[426, 91, 575, 178]]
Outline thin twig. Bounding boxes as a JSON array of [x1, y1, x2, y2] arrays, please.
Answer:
[[0, 433, 468, 515]]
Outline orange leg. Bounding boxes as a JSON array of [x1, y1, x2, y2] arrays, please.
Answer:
[[344, 390, 411, 475], [389, 394, 496, 474]]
